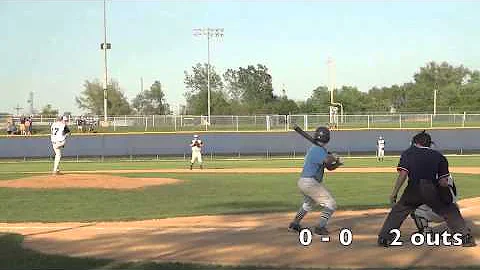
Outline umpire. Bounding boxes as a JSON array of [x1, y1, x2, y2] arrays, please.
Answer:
[[378, 130, 476, 247]]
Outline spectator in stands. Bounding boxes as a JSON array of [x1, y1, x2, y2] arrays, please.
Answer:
[[19, 117, 26, 135], [25, 116, 32, 136], [5, 118, 17, 135], [76, 116, 83, 132]]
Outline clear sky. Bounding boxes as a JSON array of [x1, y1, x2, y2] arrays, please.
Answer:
[[1, 0, 479, 115]]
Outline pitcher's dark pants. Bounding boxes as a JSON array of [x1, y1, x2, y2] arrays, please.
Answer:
[[379, 179, 469, 240]]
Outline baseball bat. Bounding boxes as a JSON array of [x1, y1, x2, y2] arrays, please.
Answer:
[[293, 124, 319, 146]]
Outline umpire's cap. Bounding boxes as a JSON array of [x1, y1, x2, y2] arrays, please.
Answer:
[[314, 126, 330, 144]]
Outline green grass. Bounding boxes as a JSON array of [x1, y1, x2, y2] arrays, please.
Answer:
[[1, 155, 480, 173], [1, 172, 480, 222]]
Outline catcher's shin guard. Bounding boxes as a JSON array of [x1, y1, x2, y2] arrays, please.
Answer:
[[410, 212, 429, 233]]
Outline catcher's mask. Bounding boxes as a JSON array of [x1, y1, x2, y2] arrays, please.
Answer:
[[412, 130, 433, 147], [314, 126, 330, 144]]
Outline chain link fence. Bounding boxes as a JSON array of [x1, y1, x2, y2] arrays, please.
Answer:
[[1, 113, 479, 134]]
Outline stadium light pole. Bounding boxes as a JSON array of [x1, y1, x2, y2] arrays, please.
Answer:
[[192, 28, 224, 125], [101, 0, 112, 123], [433, 69, 439, 116]]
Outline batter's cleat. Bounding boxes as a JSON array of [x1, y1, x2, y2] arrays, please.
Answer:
[[288, 222, 303, 233], [462, 234, 477, 247], [313, 226, 329, 236]]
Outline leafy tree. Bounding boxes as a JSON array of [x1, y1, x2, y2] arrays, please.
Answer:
[[75, 79, 132, 115], [267, 90, 299, 115], [181, 60, 480, 115], [270, 96, 300, 115], [334, 86, 372, 113], [410, 61, 469, 112], [223, 64, 275, 114], [184, 63, 224, 115], [132, 81, 170, 115], [299, 86, 332, 113], [40, 104, 59, 116], [223, 68, 242, 102], [184, 90, 232, 115], [455, 70, 480, 112]]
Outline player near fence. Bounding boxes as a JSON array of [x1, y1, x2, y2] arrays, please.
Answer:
[[50, 116, 71, 175], [288, 126, 343, 236], [377, 136, 385, 162], [190, 134, 204, 170]]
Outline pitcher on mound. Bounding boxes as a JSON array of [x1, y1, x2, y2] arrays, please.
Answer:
[[190, 134, 204, 170]]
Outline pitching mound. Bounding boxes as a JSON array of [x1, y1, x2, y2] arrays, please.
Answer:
[[0, 174, 182, 189], [0, 198, 478, 268]]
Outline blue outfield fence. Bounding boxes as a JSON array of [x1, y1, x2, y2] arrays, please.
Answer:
[[0, 129, 479, 158]]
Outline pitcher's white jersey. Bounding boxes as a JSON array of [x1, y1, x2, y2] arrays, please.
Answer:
[[51, 122, 68, 143], [191, 139, 203, 152]]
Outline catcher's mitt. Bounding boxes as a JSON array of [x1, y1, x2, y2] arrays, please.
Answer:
[[324, 152, 344, 171]]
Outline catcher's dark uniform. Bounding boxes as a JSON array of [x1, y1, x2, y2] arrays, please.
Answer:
[[378, 145, 473, 245]]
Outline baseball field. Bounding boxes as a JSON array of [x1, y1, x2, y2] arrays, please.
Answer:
[[1, 156, 480, 269]]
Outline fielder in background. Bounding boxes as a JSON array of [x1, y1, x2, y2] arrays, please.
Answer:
[[377, 135, 385, 162], [411, 175, 457, 234], [190, 134, 204, 170], [50, 116, 70, 175], [288, 126, 343, 236]]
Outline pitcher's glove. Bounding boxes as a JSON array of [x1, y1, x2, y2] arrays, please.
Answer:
[[325, 152, 344, 171]]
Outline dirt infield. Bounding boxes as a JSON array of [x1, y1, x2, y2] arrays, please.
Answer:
[[3, 166, 479, 190], [0, 198, 478, 268], [0, 174, 182, 189]]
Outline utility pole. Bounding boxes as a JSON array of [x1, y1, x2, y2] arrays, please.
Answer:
[[27, 91, 34, 115], [328, 57, 335, 104], [100, 0, 112, 123], [192, 28, 224, 125], [433, 69, 439, 116], [14, 104, 23, 116]]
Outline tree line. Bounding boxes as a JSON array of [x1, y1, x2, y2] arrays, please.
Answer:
[[71, 61, 480, 116]]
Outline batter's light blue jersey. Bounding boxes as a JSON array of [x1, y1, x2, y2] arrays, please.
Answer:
[[301, 145, 328, 182]]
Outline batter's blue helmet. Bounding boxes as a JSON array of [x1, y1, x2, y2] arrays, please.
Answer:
[[314, 126, 330, 144]]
